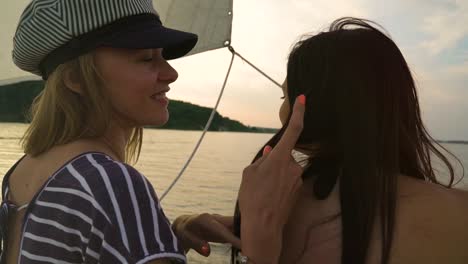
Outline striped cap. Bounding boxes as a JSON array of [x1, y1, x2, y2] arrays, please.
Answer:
[[12, 0, 198, 79]]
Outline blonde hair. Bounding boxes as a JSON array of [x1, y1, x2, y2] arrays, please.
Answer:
[[21, 52, 142, 164]]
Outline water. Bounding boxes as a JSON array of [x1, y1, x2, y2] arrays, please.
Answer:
[[0, 123, 272, 263], [1, 123, 467, 263]]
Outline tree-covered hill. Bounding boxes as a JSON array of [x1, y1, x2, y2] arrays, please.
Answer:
[[0, 80, 277, 133]]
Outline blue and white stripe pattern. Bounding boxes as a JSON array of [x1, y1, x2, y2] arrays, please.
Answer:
[[15, 152, 185, 263], [12, 0, 159, 76]]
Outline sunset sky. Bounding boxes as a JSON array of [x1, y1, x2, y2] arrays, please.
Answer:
[[1, 0, 467, 140]]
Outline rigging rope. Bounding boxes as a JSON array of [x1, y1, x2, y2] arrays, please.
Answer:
[[160, 45, 281, 201], [228, 46, 283, 89]]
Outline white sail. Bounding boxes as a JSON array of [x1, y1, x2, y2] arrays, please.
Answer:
[[0, 0, 233, 82], [155, 0, 233, 56]]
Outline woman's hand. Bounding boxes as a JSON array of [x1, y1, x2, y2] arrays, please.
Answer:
[[239, 95, 306, 263], [172, 214, 241, 257]]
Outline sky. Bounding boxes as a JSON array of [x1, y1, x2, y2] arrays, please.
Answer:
[[1, 0, 467, 140]]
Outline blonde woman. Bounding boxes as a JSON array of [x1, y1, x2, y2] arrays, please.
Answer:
[[1, 0, 306, 263]]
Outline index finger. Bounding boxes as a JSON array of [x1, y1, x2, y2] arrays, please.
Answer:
[[273, 95, 306, 157]]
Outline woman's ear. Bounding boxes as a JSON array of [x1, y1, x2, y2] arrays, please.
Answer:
[[63, 67, 83, 94]]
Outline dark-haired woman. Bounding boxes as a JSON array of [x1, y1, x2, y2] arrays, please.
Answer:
[[1, 0, 306, 263], [174, 18, 468, 264]]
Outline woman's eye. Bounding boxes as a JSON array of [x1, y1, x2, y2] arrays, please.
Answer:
[[142, 57, 153, 62], [280, 96, 285, 99]]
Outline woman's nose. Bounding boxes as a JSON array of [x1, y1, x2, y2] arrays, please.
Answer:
[[158, 60, 178, 84]]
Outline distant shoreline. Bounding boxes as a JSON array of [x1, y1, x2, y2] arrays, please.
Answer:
[[0, 121, 278, 134], [2, 122, 467, 143], [437, 140, 468, 145]]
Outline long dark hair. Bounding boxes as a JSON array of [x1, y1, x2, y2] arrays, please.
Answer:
[[232, 17, 462, 264]]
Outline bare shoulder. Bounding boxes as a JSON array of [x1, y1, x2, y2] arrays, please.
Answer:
[[398, 175, 468, 215], [393, 175, 468, 263]]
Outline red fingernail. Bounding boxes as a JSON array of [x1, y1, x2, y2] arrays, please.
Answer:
[[263, 145, 272, 155], [201, 244, 210, 255], [298, 94, 306, 105]]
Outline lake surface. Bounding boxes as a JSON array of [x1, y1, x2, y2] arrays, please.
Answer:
[[1, 123, 467, 263]]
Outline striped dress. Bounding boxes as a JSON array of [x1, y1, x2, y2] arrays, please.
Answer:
[[1, 152, 186, 263]]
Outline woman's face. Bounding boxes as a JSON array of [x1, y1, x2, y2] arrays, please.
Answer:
[[94, 47, 178, 128], [279, 79, 290, 125]]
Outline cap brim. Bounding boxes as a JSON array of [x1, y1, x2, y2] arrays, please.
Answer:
[[101, 24, 198, 60]]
